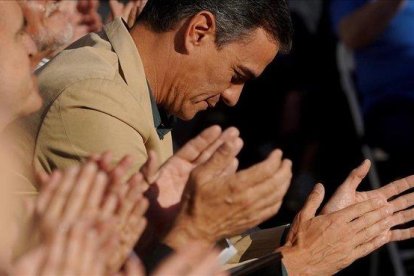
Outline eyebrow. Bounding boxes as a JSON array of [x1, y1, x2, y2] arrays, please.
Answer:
[[239, 65, 259, 80]]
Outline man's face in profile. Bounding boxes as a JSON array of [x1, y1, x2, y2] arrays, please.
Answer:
[[168, 27, 279, 121], [0, 1, 42, 125]]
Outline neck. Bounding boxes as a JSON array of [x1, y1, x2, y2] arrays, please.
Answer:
[[0, 113, 13, 133], [130, 23, 178, 108]]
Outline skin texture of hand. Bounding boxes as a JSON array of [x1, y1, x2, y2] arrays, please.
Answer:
[[322, 159, 414, 242], [116, 244, 227, 276], [151, 243, 227, 276], [164, 146, 292, 249], [108, 0, 148, 28], [11, 220, 111, 276], [280, 183, 393, 276], [142, 126, 243, 237], [35, 157, 149, 273]]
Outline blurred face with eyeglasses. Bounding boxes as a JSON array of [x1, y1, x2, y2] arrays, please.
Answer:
[[19, 0, 74, 62], [19, 0, 103, 65]]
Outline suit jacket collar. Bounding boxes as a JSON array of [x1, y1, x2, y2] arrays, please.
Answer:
[[103, 18, 151, 110], [103, 18, 174, 139]]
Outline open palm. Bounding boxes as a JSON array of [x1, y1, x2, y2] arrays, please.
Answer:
[[322, 160, 414, 242]]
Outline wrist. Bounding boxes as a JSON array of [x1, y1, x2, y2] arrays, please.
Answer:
[[278, 245, 310, 276], [163, 214, 214, 250]]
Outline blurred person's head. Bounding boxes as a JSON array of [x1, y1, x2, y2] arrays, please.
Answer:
[[63, 0, 102, 42], [135, 0, 293, 120], [0, 1, 41, 131], [19, 0, 74, 60]]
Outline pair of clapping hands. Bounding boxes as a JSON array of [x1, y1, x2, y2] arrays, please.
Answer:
[[12, 125, 414, 275], [139, 125, 414, 275], [11, 148, 227, 275]]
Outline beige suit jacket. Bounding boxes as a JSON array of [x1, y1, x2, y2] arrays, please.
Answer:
[[11, 18, 172, 183]]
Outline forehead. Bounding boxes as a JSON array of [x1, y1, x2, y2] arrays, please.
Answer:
[[223, 28, 279, 75], [0, 1, 23, 31]]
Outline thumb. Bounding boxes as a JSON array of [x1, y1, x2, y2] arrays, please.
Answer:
[[341, 159, 371, 191], [140, 150, 159, 184], [300, 183, 325, 220], [35, 170, 51, 187]]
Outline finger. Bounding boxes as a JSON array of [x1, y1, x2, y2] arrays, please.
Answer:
[[84, 171, 108, 213], [98, 151, 113, 172], [101, 193, 118, 219], [389, 191, 414, 213], [235, 149, 283, 188], [127, 5, 139, 27], [391, 208, 414, 227], [62, 222, 88, 275], [376, 175, 414, 199], [174, 125, 222, 163], [108, 155, 134, 190], [118, 182, 145, 225], [124, 1, 135, 18], [126, 198, 149, 232], [45, 166, 80, 222], [140, 150, 159, 183], [354, 232, 388, 259], [246, 200, 285, 230], [193, 138, 243, 183], [87, 152, 101, 163], [41, 227, 66, 275], [220, 158, 239, 177], [79, 228, 99, 275], [336, 198, 387, 223], [245, 159, 292, 213], [351, 204, 393, 232], [194, 127, 240, 165], [124, 254, 145, 276], [111, 155, 134, 176], [61, 162, 98, 223], [342, 159, 371, 191], [36, 170, 51, 186], [298, 183, 325, 220], [12, 246, 46, 276], [390, 227, 414, 242], [352, 208, 393, 246], [36, 171, 62, 215]]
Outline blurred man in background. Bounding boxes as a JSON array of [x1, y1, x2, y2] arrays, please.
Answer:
[[331, 0, 414, 180]]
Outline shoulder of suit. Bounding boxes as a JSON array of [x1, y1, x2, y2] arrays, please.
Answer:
[[37, 32, 122, 92]]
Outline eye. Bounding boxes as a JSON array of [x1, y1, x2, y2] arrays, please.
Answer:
[[231, 72, 245, 85]]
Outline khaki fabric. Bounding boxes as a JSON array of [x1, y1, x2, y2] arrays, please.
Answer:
[[9, 18, 172, 183]]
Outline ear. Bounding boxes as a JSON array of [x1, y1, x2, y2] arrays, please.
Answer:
[[184, 11, 216, 52]]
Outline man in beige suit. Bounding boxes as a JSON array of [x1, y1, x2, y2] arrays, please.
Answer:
[[10, 0, 414, 274]]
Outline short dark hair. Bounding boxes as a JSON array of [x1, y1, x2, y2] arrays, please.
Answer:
[[137, 0, 293, 52]]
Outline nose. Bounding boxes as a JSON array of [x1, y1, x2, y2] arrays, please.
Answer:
[[221, 84, 244, 107]]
